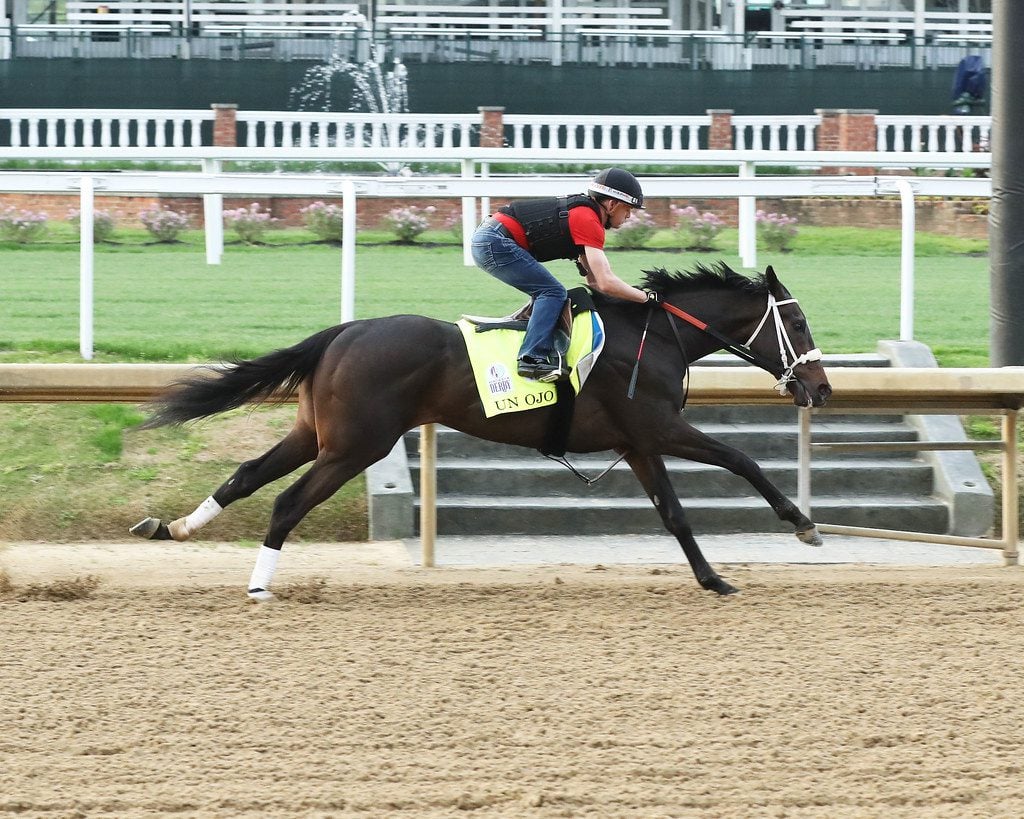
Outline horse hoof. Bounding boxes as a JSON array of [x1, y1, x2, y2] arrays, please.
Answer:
[[130, 517, 161, 539], [247, 588, 274, 603], [796, 526, 823, 547], [703, 577, 740, 596]]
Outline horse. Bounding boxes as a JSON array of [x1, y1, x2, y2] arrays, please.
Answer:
[[130, 262, 832, 599]]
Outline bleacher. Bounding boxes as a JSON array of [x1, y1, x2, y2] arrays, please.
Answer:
[[2, 1, 994, 67], [779, 8, 992, 43], [63, 0, 367, 35]]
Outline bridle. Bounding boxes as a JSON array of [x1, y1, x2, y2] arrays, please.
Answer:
[[656, 292, 822, 397], [740, 294, 823, 395]]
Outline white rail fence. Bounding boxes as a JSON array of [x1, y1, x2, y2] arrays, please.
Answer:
[[0, 168, 991, 361], [0, 109, 994, 156]]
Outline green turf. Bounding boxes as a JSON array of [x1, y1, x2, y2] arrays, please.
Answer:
[[0, 225, 991, 365]]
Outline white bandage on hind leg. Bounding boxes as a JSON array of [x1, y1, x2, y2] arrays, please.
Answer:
[[167, 496, 223, 541], [248, 545, 281, 592]]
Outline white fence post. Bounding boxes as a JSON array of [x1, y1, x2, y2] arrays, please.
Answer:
[[341, 179, 356, 323], [202, 158, 223, 265], [461, 158, 476, 267], [78, 175, 95, 361], [894, 177, 916, 341], [738, 160, 757, 269]]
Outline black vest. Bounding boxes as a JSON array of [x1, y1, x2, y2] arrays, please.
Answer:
[[498, 195, 604, 262]]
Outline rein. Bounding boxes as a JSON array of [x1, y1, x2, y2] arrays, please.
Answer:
[[659, 294, 822, 396]]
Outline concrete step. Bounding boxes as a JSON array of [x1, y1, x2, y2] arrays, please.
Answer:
[[408, 457, 934, 499], [414, 494, 950, 536], [407, 422, 921, 461]]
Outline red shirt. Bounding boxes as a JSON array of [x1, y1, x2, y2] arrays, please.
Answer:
[[494, 205, 605, 254]]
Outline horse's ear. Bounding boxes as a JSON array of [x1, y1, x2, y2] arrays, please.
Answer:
[[765, 265, 783, 296]]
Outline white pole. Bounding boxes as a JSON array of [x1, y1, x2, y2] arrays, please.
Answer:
[[461, 158, 475, 267], [480, 161, 491, 222], [79, 175, 95, 361], [201, 158, 223, 265], [341, 179, 357, 323], [738, 160, 757, 269], [894, 177, 916, 341]]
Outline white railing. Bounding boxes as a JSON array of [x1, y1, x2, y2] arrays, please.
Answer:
[[236, 111, 479, 149], [732, 115, 818, 152], [2, 108, 213, 148], [502, 114, 709, 151], [877, 115, 992, 153], [0, 108, 995, 156]]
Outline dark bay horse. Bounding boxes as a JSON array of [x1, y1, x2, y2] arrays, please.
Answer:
[[131, 263, 832, 599]]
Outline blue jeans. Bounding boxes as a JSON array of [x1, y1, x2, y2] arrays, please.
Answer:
[[471, 222, 567, 361]]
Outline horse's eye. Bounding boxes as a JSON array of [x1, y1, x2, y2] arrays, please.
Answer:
[[794, 321, 807, 333]]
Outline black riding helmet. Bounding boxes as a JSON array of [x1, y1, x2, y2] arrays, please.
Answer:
[[587, 167, 645, 209]]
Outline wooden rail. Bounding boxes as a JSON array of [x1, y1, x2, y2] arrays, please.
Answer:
[[3, 363, 1024, 409], [3, 363, 1023, 565]]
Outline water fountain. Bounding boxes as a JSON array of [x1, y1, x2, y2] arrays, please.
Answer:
[[289, 41, 411, 172]]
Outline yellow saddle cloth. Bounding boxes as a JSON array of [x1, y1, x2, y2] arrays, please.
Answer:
[[456, 311, 605, 418]]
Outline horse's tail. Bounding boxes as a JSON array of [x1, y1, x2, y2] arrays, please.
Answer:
[[140, 325, 347, 428]]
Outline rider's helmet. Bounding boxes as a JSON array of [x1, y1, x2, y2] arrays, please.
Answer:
[[587, 167, 645, 209]]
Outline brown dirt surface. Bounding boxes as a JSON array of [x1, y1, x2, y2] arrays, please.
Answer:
[[3, 541, 1024, 817]]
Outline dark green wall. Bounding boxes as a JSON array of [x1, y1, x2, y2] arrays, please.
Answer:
[[0, 59, 971, 115]]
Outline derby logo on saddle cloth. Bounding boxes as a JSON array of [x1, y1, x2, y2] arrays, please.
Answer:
[[457, 309, 605, 418]]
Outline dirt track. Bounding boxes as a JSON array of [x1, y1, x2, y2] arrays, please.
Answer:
[[3, 542, 1024, 817]]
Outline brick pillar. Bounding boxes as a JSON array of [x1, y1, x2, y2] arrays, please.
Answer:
[[211, 103, 238, 147], [815, 108, 877, 175], [477, 106, 505, 148], [707, 109, 734, 150]]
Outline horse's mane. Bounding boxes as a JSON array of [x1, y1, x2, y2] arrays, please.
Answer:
[[640, 262, 767, 298]]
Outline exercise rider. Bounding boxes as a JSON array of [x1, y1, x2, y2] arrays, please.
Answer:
[[471, 167, 656, 382]]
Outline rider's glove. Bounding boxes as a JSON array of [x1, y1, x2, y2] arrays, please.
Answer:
[[575, 260, 589, 277]]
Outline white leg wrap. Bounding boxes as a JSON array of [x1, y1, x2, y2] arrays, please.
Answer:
[[248, 546, 281, 600], [168, 496, 223, 542]]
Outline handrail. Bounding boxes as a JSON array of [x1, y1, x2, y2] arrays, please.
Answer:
[[3, 364, 1021, 409]]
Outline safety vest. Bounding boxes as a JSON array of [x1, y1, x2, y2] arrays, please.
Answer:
[[498, 195, 604, 262]]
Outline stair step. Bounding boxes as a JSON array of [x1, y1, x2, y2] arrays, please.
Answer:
[[407, 423, 920, 461], [414, 495, 950, 536], [408, 458, 934, 498]]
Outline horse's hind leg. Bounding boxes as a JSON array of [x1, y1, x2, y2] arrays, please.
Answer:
[[130, 421, 318, 542], [247, 443, 390, 601], [625, 452, 738, 596]]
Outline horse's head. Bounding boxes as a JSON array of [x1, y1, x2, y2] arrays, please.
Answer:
[[641, 263, 831, 408], [745, 266, 832, 408]]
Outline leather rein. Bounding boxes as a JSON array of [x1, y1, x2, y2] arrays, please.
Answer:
[[628, 293, 823, 400]]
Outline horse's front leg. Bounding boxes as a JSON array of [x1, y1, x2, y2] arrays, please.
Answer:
[[662, 420, 822, 546], [624, 451, 738, 596]]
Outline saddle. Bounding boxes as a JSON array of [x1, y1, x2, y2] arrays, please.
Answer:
[[462, 287, 596, 362]]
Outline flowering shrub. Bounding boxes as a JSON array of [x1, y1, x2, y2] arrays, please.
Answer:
[[613, 209, 657, 249], [224, 203, 276, 244], [670, 204, 725, 250], [140, 208, 190, 243], [300, 201, 345, 242], [0, 207, 48, 244], [445, 208, 463, 242], [756, 210, 799, 252], [67, 209, 116, 243], [384, 205, 435, 243]]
